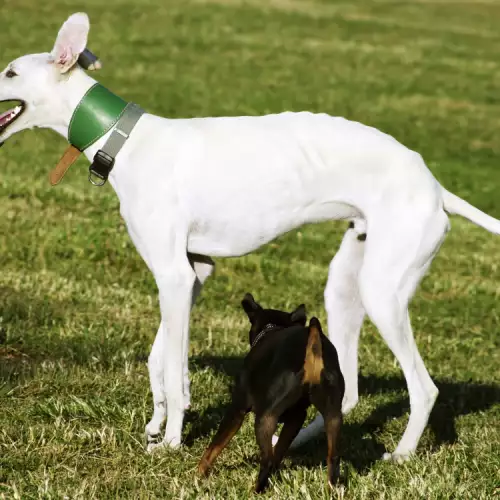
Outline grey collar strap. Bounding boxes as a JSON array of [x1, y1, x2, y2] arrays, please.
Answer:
[[88, 103, 144, 186]]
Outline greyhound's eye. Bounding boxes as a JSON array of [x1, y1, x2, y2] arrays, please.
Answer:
[[5, 69, 18, 78]]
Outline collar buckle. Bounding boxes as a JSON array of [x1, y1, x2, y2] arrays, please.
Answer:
[[88, 149, 114, 186]]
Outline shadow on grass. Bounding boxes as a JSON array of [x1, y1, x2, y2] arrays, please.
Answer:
[[1, 292, 498, 475], [0, 285, 152, 382], [186, 355, 500, 474]]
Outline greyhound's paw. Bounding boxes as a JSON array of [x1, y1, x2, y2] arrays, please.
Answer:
[[382, 451, 411, 464], [145, 422, 162, 438], [144, 422, 163, 448], [272, 433, 279, 446], [147, 440, 165, 453], [146, 436, 181, 453], [144, 430, 162, 451], [145, 424, 181, 452], [341, 396, 358, 415], [162, 429, 182, 449]]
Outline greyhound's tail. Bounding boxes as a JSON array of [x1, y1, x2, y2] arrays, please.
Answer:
[[442, 187, 500, 234], [303, 317, 324, 385]]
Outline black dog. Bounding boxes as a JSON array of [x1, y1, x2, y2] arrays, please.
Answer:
[[198, 294, 345, 493]]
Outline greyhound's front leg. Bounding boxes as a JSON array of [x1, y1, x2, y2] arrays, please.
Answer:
[[146, 253, 196, 451], [145, 321, 167, 445], [145, 257, 215, 448]]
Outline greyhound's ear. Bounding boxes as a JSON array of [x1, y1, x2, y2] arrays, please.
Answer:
[[51, 13, 89, 74], [290, 304, 307, 325], [241, 293, 262, 322]]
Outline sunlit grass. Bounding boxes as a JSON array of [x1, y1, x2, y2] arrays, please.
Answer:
[[0, 0, 499, 498]]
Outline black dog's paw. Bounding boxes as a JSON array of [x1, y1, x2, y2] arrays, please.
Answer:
[[328, 461, 348, 491], [254, 481, 268, 494], [197, 459, 211, 478], [254, 472, 270, 494]]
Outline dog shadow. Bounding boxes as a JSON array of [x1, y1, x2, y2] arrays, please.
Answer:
[[187, 355, 500, 474]]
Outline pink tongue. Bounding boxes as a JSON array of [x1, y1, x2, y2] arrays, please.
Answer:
[[0, 109, 16, 126]]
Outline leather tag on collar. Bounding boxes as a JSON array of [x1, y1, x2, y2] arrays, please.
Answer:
[[49, 145, 81, 186]]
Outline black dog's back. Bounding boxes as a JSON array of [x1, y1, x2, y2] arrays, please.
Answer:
[[242, 320, 343, 419], [241, 326, 310, 420]]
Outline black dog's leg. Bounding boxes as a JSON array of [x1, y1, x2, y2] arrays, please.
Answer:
[[311, 387, 343, 486], [272, 406, 307, 468], [324, 412, 342, 486], [198, 399, 248, 477], [254, 413, 278, 493]]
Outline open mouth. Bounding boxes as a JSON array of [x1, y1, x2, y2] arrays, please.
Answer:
[[0, 100, 26, 134]]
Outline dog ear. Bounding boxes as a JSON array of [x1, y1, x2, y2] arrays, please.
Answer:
[[51, 13, 89, 74], [290, 304, 307, 325], [241, 293, 262, 322]]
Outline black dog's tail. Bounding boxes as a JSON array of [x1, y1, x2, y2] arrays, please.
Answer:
[[303, 317, 324, 385]]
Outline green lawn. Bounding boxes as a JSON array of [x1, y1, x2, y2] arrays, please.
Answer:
[[1, 0, 499, 498]]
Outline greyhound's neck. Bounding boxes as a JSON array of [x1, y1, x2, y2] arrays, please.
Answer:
[[54, 70, 96, 138]]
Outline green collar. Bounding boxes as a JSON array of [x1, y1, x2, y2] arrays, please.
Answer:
[[68, 83, 128, 151]]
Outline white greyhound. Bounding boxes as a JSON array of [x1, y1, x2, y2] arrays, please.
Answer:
[[1, 13, 499, 462]]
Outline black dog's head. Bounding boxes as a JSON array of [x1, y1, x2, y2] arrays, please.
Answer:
[[241, 293, 307, 346]]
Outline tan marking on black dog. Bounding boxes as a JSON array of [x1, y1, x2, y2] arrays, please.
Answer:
[[303, 321, 324, 385], [197, 406, 247, 476]]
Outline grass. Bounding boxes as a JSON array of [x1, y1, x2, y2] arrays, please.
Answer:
[[0, 0, 499, 497]]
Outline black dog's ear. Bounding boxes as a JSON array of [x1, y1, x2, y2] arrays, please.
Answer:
[[241, 293, 262, 322], [290, 304, 307, 325]]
